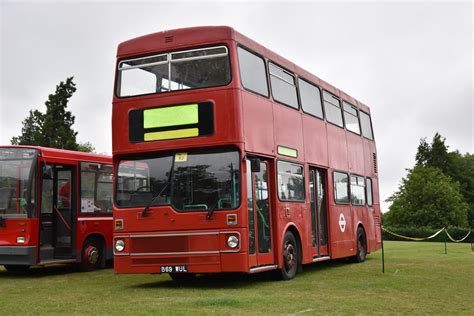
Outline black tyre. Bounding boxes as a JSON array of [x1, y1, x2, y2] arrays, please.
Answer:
[[80, 238, 103, 272], [4, 265, 30, 274], [354, 227, 367, 263], [280, 231, 299, 280], [169, 273, 197, 282]]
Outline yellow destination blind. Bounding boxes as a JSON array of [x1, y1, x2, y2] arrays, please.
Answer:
[[129, 102, 213, 142]]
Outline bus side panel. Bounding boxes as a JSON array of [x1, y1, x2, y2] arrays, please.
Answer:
[[326, 125, 348, 171], [327, 171, 355, 259], [273, 103, 304, 161], [302, 115, 328, 167], [76, 218, 114, 261], [241, 91, 274, 155], [346, 133, 365, 175]]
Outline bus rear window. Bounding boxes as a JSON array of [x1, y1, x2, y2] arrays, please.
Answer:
[[117, 46, 231, 97]]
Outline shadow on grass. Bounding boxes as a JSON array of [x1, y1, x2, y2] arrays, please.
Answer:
[[131, 270, 281, 290], [131, 257, 376, 289], [0, 264, 113, 279]]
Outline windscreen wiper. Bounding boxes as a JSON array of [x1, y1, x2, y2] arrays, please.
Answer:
[[206, 197, 220, 220], [142, 158, 174, 217], [141, 182, 170, 217]]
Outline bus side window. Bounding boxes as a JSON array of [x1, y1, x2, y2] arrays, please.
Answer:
[[80, 162, 113, 214]]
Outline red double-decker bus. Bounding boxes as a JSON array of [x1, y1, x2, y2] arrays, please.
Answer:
[[0, 146, 113, 273], [112, 26, 381, 280]]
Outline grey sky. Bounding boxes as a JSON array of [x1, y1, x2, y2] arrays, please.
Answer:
[[1, 1, 472, 211]]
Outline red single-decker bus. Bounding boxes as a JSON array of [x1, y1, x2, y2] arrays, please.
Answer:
[[0, 146, 113, 272]]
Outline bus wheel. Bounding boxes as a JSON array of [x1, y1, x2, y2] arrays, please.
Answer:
[[4, 265, 30, 274], [169, 273, 197, 282], [354, 227, 367, 263], [280, 231, 298, 280], [80, 238, 102, 272]]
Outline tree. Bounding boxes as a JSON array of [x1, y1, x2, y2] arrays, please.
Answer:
[[77, 142, 95, 153], [11, 110, 44, 146], [415, 132, 450, 173], [385, 166, 469, 228], [11, 77, 93, 152], [414, 133, 474, 227]]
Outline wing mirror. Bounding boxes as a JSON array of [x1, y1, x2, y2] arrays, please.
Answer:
[[250, 158, 261, 173], [42, 165, 53, 179]]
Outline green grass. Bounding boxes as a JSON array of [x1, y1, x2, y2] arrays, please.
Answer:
[[0, 241, 472, 315]]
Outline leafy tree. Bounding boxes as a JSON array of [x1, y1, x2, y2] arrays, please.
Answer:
[[385, 166, 469, 228], [11, 110, 44, 146], [77, 142, 95, 153], [413, 133, 473, 227], [415, 132, 450, 173], [11, 77, 93, 152]]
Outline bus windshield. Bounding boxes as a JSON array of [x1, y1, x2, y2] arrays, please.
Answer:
[[116, 150, 240, 212], [117, 46, 231, 97], [0, 148, 37, 218]]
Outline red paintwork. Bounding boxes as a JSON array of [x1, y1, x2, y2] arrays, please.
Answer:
[[0, 146, 113, 266], [112, 26, 381, 275]]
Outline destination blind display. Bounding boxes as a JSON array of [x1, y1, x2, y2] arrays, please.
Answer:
[[129, 102, 213, 142]]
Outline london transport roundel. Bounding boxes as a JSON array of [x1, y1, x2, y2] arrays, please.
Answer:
[[339, 213, 346, 232]]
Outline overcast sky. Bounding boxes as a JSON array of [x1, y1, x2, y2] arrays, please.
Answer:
[[1, 1, 472, 211]]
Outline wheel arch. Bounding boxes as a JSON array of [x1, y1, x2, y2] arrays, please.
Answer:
[[80, 233, 107, 267], [355, 222, 367, 255], [280, 223, 303, 269]]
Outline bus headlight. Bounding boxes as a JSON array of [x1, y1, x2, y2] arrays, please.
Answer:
[[115, 239, 125, 252], [227, 235, 239, 248], [17, 236, 25, 244]]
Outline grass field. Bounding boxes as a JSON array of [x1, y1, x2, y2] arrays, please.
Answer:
[[0, 241, 472, 315]]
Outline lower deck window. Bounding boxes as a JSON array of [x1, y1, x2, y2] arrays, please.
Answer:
[[334, 172, 349, 204], [350, 175, 366, 205], [277, 161, 304, 201], [80, 163, 113, 213]]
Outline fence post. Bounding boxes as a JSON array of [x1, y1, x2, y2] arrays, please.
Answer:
[[381, 226, 385, 274], [444, 230, 447, 255]]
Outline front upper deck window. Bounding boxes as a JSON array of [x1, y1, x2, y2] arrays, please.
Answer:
[[117, 46, 231, 97], [0, 148, 37, 218]]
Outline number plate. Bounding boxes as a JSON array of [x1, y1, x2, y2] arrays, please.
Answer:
[[160, 265, 188, 273]]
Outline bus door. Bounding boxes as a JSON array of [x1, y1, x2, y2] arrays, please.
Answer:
[[309, 167, 329, 258], [247, 158, 274, 268], [40, 165, 75, 262]]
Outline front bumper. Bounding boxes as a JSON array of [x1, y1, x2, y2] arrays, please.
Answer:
[[113, 229, 249, 274], [0, 246, 36, 266]]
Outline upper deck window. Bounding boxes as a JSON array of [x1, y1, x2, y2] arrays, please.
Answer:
[[237, 47, 269, 97], [343, 101, 360, 134], [117, 46, 231, 97], [299, 78, 323, 119], [360, 111, 374, 140], [323, 91, 343, 127], [269, 63, 299, 109]]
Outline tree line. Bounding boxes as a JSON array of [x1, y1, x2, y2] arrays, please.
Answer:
[[384, 133, 473, 229], [11, 77, 94, 153]]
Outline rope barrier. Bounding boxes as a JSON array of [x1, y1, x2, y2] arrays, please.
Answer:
[[445, 230, 471, 243], [381, 226, 445, 241], [382, 226, 472, 243]]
